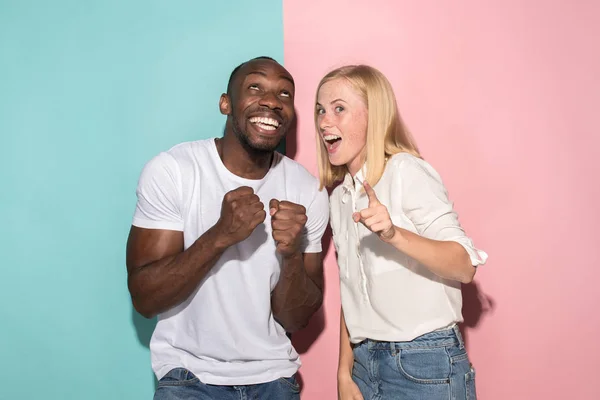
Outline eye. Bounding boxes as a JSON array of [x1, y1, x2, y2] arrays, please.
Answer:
[[280, 90, 291, 98], [316, 107, 325, 115], [335, 105, 344, 113], [248, 84, 260, 90]]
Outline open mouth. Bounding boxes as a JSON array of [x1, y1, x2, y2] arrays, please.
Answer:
[[323, 134, 342, 151], [249, 116, 280, 132]]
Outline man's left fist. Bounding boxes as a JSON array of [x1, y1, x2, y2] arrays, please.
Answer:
[[269, 199, 307, 257]]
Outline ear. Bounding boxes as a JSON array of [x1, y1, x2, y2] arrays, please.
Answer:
[[219, 94, 231, 115]]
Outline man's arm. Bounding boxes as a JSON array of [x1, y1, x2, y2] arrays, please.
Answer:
[[268, 195, 327, 333], [126, 225, 227, 318], [270, 251, 324, 332], [127, 186, 267, 318]]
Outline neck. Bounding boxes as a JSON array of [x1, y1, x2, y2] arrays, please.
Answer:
[[216, 133, 273, 180], [347, 157, 366, 178]]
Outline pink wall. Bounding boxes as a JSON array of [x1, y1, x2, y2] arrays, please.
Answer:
[[284, 1, 600, 399]]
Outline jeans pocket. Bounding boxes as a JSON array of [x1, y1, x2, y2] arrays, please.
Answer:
[[395, 348, 451, 384], [465, 366, 477, 400], [157, 368, 200, 387], [278, 375, 301, 393]]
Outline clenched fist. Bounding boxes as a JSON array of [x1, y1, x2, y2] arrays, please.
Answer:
[[269, 199, 307, 258], [214, 186, 266, 247]]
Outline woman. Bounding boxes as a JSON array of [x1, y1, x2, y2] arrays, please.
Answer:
[[315, 65, 487, 400]]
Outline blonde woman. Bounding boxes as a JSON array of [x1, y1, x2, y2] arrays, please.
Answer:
[[315, 65, 487, 400]]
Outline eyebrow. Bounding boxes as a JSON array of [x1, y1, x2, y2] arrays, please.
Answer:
[[247, 71, 295, 86], [316, 98, 348, 107]]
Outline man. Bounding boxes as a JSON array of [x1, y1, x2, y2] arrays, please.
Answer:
[[126, 56, 328, 399]]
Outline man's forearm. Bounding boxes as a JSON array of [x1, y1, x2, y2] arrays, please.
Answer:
[[128, 226, 227, 318], [271, 253, 323, 332]]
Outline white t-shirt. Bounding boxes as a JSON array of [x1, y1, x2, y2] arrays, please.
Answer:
[[330, 152, 488, 343], [132, 138, 329, 385]]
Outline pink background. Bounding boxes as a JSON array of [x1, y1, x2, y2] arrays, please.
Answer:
[[284, 1, 600, 399]]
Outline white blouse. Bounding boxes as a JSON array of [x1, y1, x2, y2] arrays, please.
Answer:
[[330, 152, 488, 343]]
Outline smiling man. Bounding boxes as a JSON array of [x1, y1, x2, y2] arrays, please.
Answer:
[[126, 57, 329, 399]]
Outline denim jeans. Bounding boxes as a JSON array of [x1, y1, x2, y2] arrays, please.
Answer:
[[153, 368, 301, 400], [352, 325, 477, 400]]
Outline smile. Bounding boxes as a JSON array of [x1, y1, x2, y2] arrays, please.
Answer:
[[249, 116, 280, 131], [323, 134, 341, 144], [322, 133, 342, 153]]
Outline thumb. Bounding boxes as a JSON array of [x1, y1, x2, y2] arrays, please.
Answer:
[[269, 199, 280, 216]]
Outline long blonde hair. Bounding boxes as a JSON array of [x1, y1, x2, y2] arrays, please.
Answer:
[[315, 65, 421, 189]]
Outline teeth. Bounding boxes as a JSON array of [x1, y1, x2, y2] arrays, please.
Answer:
[[256, 123, 276, 131], [249, 117, 279, 127], [323, 134, 341, 141]]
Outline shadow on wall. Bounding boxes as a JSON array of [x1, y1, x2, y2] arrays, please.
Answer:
[[460, 280, 495, 349], [132, 308, 159, 391]]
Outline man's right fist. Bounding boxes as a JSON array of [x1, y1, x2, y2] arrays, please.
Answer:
[[213, 186, 266, 247]]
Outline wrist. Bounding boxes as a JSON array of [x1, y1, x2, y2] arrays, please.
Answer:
[[337, 368, 353, 382], [282, 251, 302, 262], [208, 224, 232, 251], [387, 226, 408, 246]]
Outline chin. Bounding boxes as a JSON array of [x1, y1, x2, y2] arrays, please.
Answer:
[[248, 137, 282, 152], [327, 155, 347, 167]]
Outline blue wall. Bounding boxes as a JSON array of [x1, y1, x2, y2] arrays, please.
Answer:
[[0, 1, 283, 398]]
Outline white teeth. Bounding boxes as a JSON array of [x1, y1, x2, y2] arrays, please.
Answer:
[[249, 117, 279, 127], [256, 123, 276, 131], [323, 134, 341, 141]]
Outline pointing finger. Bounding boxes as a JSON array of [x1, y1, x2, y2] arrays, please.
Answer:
[[363, 181, 380, 206]]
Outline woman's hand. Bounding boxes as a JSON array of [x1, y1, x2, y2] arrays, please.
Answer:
[[338, 374, 364, 400], [352, 181, 396, 242]]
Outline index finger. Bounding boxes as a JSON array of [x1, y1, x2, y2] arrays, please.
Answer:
[[277, 201, 307, 215], [363, 181, 380, 205], [231, 186, 254, 196], [224, 186, 254, 202]]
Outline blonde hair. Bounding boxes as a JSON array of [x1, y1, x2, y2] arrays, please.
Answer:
[[315, 65, 421, 189]]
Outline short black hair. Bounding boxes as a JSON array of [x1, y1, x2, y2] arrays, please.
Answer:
[[226, 56, 279, 95]]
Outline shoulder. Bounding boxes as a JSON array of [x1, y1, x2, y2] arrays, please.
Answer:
[[276, 153, 320, 186], [163, 139, 214, 164], [387, 152, 442, 183]]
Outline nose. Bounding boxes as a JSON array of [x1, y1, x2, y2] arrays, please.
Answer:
[[259, 91, 283, 110], [319, 114, 332, 131]]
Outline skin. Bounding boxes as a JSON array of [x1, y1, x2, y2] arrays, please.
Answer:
[[316, 78, 475, 400], [126, 59, 324, 333], [316, 78, 368, 176]]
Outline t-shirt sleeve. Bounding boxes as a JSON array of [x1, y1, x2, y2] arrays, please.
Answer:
[[395, 158, 488, 267], [301, 185, 330, 254], [132, 152, 184, 231]]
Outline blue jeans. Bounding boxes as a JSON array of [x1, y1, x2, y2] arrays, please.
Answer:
[[153, 368, 300, 400], [352, 325, 477, 400]]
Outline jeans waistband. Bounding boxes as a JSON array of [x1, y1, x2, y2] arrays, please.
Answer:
[[361, 324, 464, 351]]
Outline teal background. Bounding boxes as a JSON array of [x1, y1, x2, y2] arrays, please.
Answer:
[[0, 1, 283, 398]]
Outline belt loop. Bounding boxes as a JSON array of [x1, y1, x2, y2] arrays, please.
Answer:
[[390, 341, 396, 356], [453, 324, 465, 350]]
